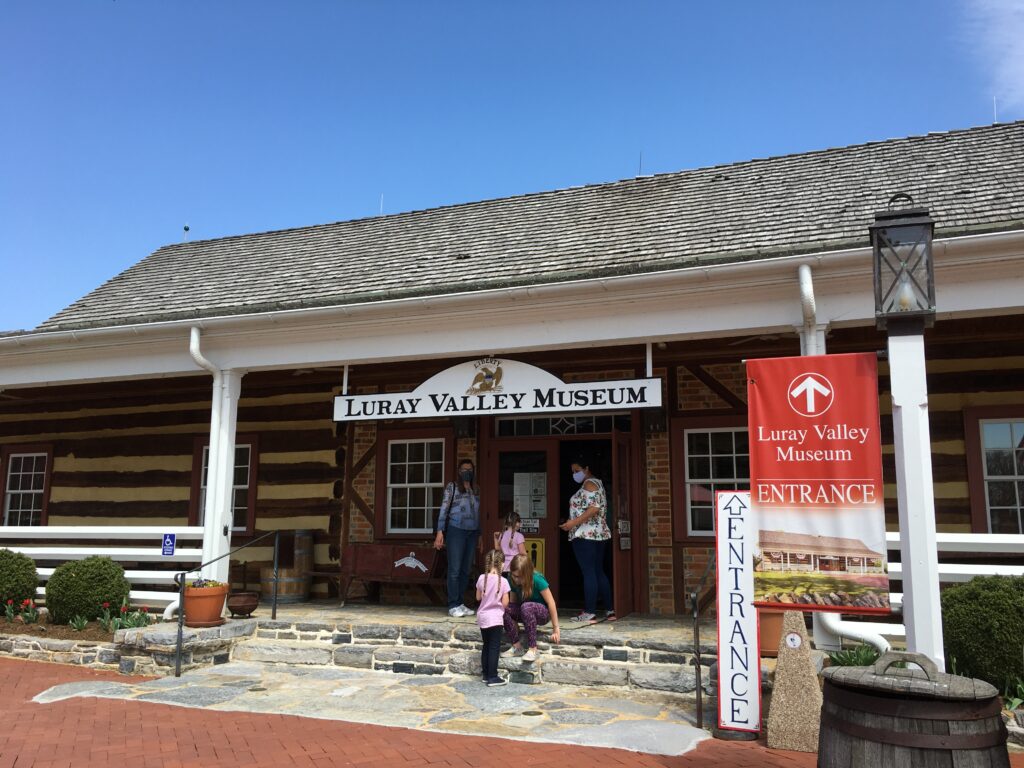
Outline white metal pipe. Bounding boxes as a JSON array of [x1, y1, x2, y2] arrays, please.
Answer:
[[645, 343, 653, 377], [189, 327, 224, 578], [797, 264, 824, 356], [342, 364, 349, 395], [817, 611, 893, 652], [798, 264, 816, 326]]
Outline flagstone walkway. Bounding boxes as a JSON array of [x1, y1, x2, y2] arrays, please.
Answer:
[[2, 657, 1021, 767]]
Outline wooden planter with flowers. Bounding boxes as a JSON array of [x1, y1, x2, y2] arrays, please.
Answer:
[[183, 578, 229, 628]]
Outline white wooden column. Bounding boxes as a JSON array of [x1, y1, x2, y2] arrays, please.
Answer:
[[888, 331, 944, 669], [202, 369, 243, 581]]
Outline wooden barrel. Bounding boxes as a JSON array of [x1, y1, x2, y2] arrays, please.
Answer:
[[819, 652, 1009, 767], [294, 529, 314, 574], [259, 566, 311, 603]]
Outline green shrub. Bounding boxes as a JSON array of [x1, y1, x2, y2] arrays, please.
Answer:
[[941, 575, 1024, 687], [0, 548, 39, 606], [45, 556, 130, 625], [828, 643, 881, 667]]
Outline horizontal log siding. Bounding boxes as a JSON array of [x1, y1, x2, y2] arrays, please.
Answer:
[[877, 358, 1024, 533], [0, 374, 342, 595]]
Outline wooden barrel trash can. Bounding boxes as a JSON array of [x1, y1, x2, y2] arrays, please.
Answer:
[[818, 650, 1009, 767], [260, 566, 311, 604]]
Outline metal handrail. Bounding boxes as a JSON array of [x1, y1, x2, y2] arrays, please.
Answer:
[[690, 550, 716, 730], [172, 530, 281, 677]]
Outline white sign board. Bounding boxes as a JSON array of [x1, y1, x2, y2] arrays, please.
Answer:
[[513, 472, 547, 519], [715, 491, 761, 733], [334, 358, 661, 421]]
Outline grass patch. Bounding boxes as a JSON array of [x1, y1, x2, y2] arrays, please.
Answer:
[[755, 571, 888, 601]]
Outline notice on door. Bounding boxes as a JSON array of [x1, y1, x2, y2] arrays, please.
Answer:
[[513, 472, 547, 519], [746, 352, 889, 614]]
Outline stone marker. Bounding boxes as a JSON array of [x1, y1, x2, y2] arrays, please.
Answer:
[[766, 610, 821, 752]]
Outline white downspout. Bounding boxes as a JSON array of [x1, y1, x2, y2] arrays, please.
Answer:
[[189, 327, 224, 578], [796, 267, 891, 655], [798, 264, 824, 356]]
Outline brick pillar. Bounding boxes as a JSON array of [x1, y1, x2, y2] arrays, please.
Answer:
[[645, 430, 674, 614]]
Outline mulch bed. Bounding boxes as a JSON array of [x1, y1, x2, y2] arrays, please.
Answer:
[[0, 619, 114, 642]]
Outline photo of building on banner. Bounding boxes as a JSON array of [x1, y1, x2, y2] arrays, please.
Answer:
[[746, 352, 889, 614]]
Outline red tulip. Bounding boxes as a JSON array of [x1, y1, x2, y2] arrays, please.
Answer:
[[119, 605, 128, 614], [102, 602, 110, 609]]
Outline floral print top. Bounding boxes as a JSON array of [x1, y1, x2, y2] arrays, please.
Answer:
[[568, 477, 611, 542]]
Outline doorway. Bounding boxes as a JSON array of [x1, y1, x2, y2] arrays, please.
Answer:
[[558, 439, 613, 609], [485, 421, 638, 615]]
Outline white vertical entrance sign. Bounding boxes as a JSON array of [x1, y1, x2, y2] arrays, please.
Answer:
[[716, 490, 760, 732]]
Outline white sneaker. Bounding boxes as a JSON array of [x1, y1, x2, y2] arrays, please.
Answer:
[[448, 607, 463, 617], [522, 648, 538, 662], [501, 644, 525, 658], [458, 604, 475, 616]]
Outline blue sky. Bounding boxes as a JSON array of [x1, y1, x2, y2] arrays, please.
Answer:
[[1, 1, 1021, 331]]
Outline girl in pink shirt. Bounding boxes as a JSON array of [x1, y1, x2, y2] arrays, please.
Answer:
[[493, 512, 527, 577], [475, 549, 511, 686]]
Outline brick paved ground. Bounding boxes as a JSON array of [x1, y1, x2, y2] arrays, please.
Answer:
[[0, 658, 1020, 768]]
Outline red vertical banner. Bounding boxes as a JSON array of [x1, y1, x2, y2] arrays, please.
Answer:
[[746, 353, 889, 614]]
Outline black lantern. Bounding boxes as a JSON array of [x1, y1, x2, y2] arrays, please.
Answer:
[[870, 194, 936, 330]]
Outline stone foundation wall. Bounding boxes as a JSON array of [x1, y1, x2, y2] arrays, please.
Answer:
[[0, 620, 258, 677]]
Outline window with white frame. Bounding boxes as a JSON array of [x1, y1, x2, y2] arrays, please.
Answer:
[[387, 439, 445, 534], [980, 419, 1024, 534], [199, 444, 252, 532], [684, 428, 749, 535], [3, 453, 48, 526]]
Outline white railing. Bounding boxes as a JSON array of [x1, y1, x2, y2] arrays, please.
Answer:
[[817, 531, 1024, 651], [0, 526, 204, 620]]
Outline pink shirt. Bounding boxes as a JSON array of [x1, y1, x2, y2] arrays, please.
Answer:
[[475, 574, 511, 629], [499, 530, 525, 571]]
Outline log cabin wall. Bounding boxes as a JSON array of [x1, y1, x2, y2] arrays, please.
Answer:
[[0, 371, 343, 596], [2, 320, 1019, 614], [668, 316, 1024, 615]]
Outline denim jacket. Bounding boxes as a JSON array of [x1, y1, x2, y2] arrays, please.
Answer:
[[437, 482, 480, 532]]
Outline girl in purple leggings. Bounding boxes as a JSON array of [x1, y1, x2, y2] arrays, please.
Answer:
[[501, 554, 561, 662]]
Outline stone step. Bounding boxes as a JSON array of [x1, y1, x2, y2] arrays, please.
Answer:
[[249, 617, 718, 669], [231, 636, 716, 694]]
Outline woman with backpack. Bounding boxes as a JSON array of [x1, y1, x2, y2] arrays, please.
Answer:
[[434, 458, 483, 617]]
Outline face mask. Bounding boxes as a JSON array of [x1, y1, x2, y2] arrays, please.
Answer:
[[572, 470, 585, 484], [460, 470, 474, 482]]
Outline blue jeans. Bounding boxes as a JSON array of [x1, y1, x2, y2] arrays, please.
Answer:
[[445, 526, 480, 609], [572, 538, 613, 614]]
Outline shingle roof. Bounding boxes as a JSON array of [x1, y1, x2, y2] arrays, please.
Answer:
[[39, 121, 1024, 332]]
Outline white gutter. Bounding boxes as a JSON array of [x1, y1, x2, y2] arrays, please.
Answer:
[[5, 229, 1021, 352]]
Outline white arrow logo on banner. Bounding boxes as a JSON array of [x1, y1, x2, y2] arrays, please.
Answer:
[[788, 374, 834, 416]]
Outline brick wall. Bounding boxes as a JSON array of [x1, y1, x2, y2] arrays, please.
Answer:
[[645, 428, 674, 614], [676, 362, 747, 410]]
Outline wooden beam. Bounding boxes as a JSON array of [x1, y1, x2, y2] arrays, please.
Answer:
[[684, 364, 745, 410]]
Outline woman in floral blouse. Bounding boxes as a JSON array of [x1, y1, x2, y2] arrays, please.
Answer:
[[559, 455, 614, 624]]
